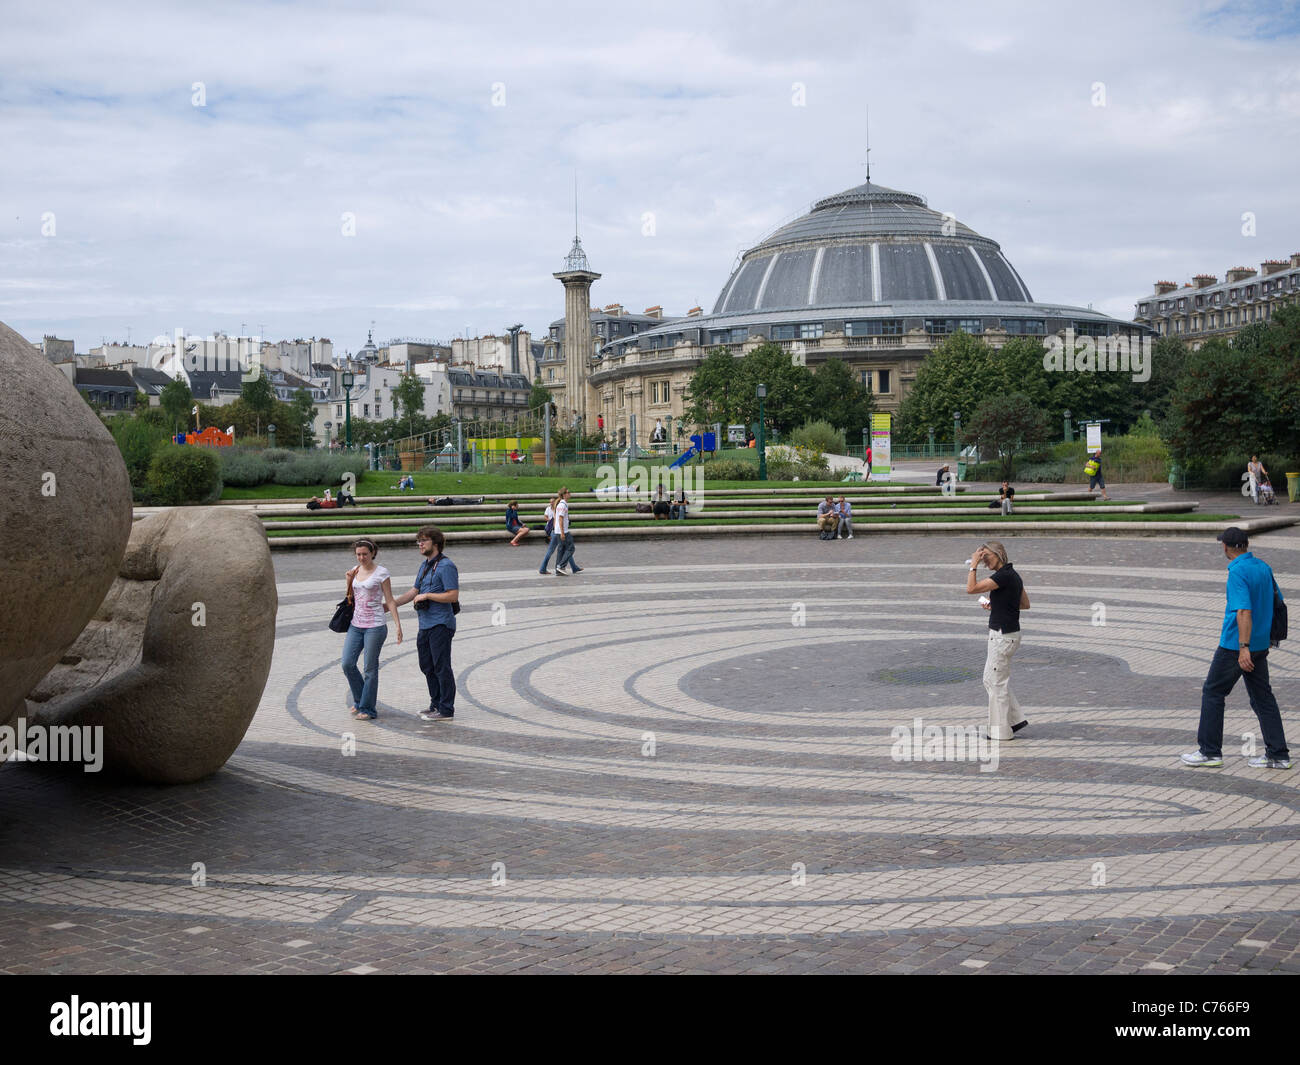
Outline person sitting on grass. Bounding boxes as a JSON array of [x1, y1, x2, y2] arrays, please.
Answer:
[[505, 499, 530, 546], [389, 474, 415, 491]]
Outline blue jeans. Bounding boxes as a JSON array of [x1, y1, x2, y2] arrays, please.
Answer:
[[558, 532, 580, 571], [417, 624, 456, 715], [1198, 645, 1290, 760], [342, 623, 388, 716], [540, 531, 562, 572]]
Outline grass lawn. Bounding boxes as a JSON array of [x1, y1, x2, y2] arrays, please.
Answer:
[[265, 512, 1239, 538], [222, 471, 878, 500]]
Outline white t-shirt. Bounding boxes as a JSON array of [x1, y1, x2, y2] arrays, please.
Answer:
[[351, 565, 391, 628], [555, 499, 569, 535]]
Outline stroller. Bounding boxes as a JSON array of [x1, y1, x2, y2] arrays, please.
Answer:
[[1257, 477, 1278, 505]]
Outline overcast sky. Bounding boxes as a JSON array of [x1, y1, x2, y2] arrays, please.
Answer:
[[2, 0, 1298, 356]]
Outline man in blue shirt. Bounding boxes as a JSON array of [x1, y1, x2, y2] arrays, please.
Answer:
[[394, 525, 460, 722], [1183, 528, 1291, 769]]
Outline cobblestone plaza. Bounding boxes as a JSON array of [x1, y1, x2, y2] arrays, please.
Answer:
[[2, 531, 1299, 974]]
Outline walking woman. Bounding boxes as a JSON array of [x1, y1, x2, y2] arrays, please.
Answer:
[[505, 498, 530, 546], [343, 538, 403, 721], [966, 540, 1030, 740], [539, 494, 562, 574]]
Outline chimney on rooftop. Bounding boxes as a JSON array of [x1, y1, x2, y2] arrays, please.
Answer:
[[1193, 274, 1217, 288], [644, 305, 663, 318], [1153, 281, 1177, 295], [1261, 259, 1289, 276], [1226, 266, 1257, 283], [687, 306, 702, 317]]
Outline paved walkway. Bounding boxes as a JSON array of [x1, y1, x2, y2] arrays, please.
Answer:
[[2, 530, 1299, 973]]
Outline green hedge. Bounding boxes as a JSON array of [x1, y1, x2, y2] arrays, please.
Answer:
[[705, 459, 758, 481], [217, 448, 367, 488], [147, 445, 222, 505]]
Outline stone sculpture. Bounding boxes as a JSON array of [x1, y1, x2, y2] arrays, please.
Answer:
[[1, 319, 276, 783]]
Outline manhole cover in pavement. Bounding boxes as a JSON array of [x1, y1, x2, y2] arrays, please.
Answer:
[[875, 666, 977, 685]]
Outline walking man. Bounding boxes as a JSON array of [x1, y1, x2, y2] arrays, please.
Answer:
[[394, 526, 459, 722], [1085, 449, 1110, 501], [966, 540, 1030, 741], [1182, 528, 1291, 769], [555, 487, 583, 574]]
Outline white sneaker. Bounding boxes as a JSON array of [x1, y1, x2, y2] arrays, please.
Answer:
[[846, 534, 853, 539], [1248, 755, 1292, 770], [1181, 750, 1224, 767]]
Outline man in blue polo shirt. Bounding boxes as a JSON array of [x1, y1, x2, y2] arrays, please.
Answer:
[[1182, 527, 1291, 769], [393, 525, 459, 722]]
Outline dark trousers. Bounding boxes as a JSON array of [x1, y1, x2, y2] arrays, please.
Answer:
[[1198, 646, 1289, 759], [417, 624, 456, 716]]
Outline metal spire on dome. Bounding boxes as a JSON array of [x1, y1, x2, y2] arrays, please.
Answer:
[[865, 107, 871, 182]]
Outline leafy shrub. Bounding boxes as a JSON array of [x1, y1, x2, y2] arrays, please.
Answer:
[[218, 448, 273, 488], [766, 459, 797, 480], [795, 462, 833, 480], [110, 418, 173, 496], [790, 419, 846, 455], [147, 445, 222, 505], [705, 459, 757, 481], [1014, 462, 1070, 483], [262, 448, 294, 464], [270, 452, 368, 486]]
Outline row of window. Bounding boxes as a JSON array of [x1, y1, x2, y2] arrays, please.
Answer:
[[1145, 275, 1300, 316], [699, 318, 1053, 343]]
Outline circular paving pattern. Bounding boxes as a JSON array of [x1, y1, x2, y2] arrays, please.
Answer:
[[2, 533, 1300, 973]]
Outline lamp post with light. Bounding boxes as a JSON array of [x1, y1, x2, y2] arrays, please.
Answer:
[[757, 383, 767, 481], [953, 410, 962, 456], [342, 371, 355, 449], [324, 420, 333, 450]]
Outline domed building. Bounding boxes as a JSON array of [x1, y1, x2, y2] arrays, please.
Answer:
[[546, 178, 1144, 447]]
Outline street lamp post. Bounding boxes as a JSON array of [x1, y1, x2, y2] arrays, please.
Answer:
[[927, 426, 935, 457], [1063, 409, 1073, 443], [324, 420, 333, 450], [342, 371, 355, 449], [757, 383, 767, 481], [267, 423, 276, 450], [953, 410, 962, 456]]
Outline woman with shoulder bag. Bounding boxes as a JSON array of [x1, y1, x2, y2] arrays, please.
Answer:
[[342, 538, 402, 721]]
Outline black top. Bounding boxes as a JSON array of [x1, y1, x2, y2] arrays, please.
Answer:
[[999, 485, 1015, 499], [988, 563, 1023, 633]]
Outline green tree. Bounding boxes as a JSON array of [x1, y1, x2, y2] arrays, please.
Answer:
[[807, 358, 873, 439], [966, 392, 1051, 480], [393, 372, 425, 436], [528, 381, 554, 414], [898, 331, 1000, 446], [735, 342, 815, 436], [159, 377, 194, 433], [684, 347, 744, 427], [290, 388, 317, 447], [240, 369, 276, 434]]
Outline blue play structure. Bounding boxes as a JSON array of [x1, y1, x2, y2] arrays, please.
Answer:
[[670, 431, 716, 469]]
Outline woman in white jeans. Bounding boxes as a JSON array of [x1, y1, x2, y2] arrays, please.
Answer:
[[965, 540, 1031, 740]]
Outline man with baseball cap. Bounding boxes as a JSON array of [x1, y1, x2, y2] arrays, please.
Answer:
[[1182, 527, 1291, 769]]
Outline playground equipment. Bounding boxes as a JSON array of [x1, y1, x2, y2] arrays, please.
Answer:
[[176, 427, 233, 447]]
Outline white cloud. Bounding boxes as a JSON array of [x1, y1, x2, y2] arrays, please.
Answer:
[[0, 0, 1297, 351]]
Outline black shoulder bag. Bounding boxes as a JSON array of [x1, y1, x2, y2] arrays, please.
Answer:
[[1270, 578, 1287, 647]]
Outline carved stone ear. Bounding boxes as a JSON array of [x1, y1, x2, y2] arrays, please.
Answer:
[[0, 320, 133, 732], [25, 508, 277, 784]]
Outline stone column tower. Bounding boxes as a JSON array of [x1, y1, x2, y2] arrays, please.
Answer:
[[553, 235, 600, 428]]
